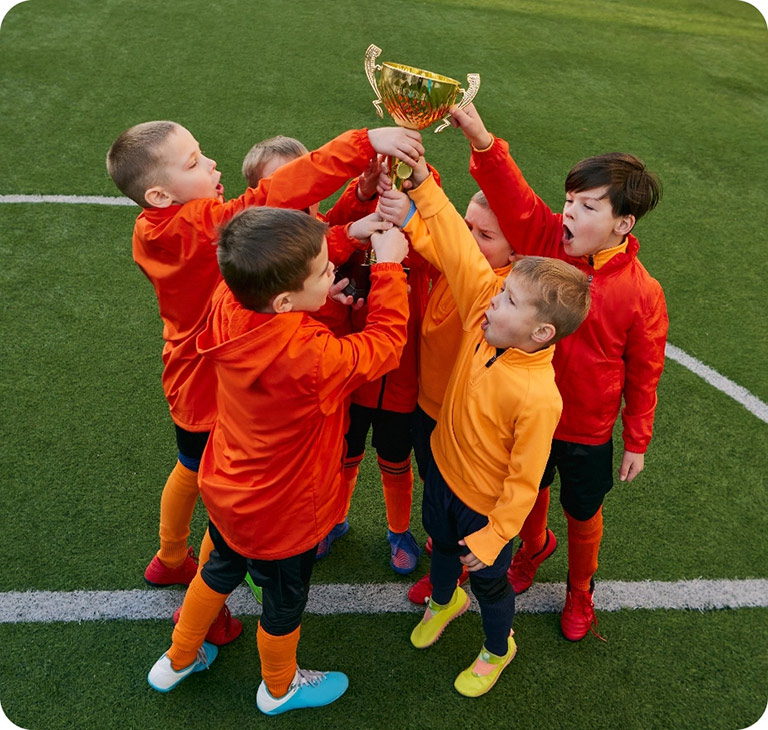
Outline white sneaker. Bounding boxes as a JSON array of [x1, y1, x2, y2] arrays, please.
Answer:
[[256, 667, 349, 715], [147, 641, 218, 692]]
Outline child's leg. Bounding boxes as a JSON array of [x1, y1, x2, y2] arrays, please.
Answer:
[[411, 405, 436, 483], [558, 438, 614, 590], [166, 522, 245, 670], [253, 547, 316, 697], [517, 485, 551, 553], [372, 409, 415, 532], [340, 403, 373, 515], [154, 427, 209, 569], [469, 547, 517, 656]]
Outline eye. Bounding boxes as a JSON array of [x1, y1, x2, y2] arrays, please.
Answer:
[[584, 203, 594, 211]]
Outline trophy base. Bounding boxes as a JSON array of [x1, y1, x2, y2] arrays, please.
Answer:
[[334, 251, 410, 302]]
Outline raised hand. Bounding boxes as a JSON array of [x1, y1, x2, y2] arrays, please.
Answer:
[[347, 212, 393, 241], [367, 127, 425, 167], [377, 188, 411, 227], [371, 226, 409, 264], [449, 103, 493, 150], [356, 155, 384, 201]]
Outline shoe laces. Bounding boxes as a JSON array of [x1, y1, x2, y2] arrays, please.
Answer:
[[196, 645, 213, 668], [568, 588, 607, 642], [510, 548, 538, 582], [187, 546, 200, 566], [294, 668, 326, 689]]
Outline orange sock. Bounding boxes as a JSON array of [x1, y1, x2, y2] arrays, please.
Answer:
[[518, 486, 551, 554], [167, 574, 228, 670], [342, 454, 364, 517], [196, 528, 214, 575], [378, 456, 413, 534], [566, 507, 604, 592], [157, 460, 200, 567], [257, 623, 301, 698]]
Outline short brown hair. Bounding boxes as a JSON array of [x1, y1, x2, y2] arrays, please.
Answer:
[[565, 152, 661, 222], [217, 207, 327, 311], [106, 121, 179, 206], [512, 256, 591, 343], [242, 135, 308, 188]]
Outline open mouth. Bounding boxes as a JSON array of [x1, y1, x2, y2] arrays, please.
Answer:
[[216, 182, 225, 196], [481, 315, 490, 331], [562, 225, 574, 243]]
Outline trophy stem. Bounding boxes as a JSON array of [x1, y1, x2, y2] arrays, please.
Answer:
[[388, 156, 413, 191]]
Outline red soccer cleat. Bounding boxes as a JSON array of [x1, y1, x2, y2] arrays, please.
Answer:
[[506, 529, 557, 594], [144, 546, 199, 587], [173, 603, 243, 646], [560, 578, 605, 642], [407, 566, 470, 605]]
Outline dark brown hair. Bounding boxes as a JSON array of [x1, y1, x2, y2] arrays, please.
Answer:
[[565, 153, 661, 222], [106, 121, 178, 207], [217, 207, 327, 311]]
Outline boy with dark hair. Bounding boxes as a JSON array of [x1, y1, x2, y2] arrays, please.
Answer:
[[450, 103, 668, 641], [105, 120, 422, 634], [378, 159, 590, 697], [147, 206, 410, 715]]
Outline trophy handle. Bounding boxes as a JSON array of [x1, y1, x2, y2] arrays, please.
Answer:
[[365, 44, 385, 119], [434, 72, 481, 133]]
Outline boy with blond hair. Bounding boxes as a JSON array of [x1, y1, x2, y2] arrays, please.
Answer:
[[148, 207, 410, 716], [408, 187, 517, 604], [106, 121, 422, 642], [451, 103, 668, 641], [378, 159, 590, 697]]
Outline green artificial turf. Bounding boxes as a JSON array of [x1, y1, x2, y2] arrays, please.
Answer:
[[0, 0, 767, 728], [1, 610, 766, 730]]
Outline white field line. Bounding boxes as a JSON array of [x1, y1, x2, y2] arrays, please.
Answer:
[[0, 194, 136, 205], [1, 579, 767, 623]]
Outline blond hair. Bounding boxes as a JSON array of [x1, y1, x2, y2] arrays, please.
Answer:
[[106, 121, 178, 207], [512, 256, 591, 343], [242, 136, 308, 188]]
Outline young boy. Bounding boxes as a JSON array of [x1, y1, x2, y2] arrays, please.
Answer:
[[378, 160, 591, 697], [147, 207, 410, 715], [106, 121, 421, 615], [241, 134, 384, 336], [451, 103, 668, 641], [408, 188, 517, 603]]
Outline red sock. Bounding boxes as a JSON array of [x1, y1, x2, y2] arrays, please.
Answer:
[[518, 486, 550, 554], [257, 623, 301, 698], [378, 456, 413, 533], [566, 507, 603, 591]]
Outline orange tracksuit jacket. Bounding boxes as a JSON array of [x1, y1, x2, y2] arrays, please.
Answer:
[[195, 266, 408, 560], [406, 175, 562, 566], [132, 129, 377, 432], [470, 137, 668, 453]]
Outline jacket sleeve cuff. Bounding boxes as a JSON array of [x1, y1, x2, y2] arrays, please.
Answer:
[[370, 262, 404, 273], [463, 524, 509, 567]]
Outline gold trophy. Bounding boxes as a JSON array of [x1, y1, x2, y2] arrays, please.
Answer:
[[364, 43, 480, 186]]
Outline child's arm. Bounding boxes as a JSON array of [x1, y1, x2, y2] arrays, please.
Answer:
[[325, 212, 391, 266], [619, 282, 669, 481], [380, 166, 496, 330], [450, 104, 562, 258], [315, 228, 410, 409], [324, 157, 383, 226], [464, 396, 562, 567]]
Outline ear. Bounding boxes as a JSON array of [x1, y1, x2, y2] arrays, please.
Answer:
[[614, 214, 635, 237], [271, 291, 294, 313], [144, 186, 174, 209], [532, 323, 556, 345]]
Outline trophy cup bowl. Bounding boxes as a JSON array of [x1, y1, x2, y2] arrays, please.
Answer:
[[365, 44, 480, 135]]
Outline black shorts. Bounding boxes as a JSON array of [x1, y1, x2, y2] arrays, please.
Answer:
[[174, 425, 209, 470], [411, 405, 437, 480], [540, 438, 614, 521], [202, 521, 316, 636], [344, 403, 414, 463]]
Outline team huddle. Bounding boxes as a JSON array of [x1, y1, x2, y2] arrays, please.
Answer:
[[106, 102, 667, 715]]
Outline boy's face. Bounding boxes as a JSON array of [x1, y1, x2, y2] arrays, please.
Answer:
[[482, 271, 544, 350], [152, 126, 223, 205], [561, 186, 633, 258], [288, 238, 334, 312], [465, 201, 514, 269]]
